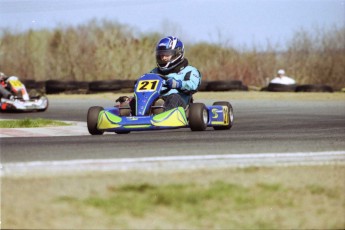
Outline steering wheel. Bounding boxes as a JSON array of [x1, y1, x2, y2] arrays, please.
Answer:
[[155, 74, 170, 94], [157, 74, 169, 81]]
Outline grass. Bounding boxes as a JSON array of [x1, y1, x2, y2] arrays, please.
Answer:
[[75, 181, 292, 218], [2, 165, 344, 229], [0, 118, 70, 128]]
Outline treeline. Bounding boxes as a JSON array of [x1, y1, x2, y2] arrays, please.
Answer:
[[1, 20, 344, 89]]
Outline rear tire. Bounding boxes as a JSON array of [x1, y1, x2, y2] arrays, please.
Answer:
[[189, 103, 208, 131], [212, 101, 234, 130], [87, 106, 104, 135]]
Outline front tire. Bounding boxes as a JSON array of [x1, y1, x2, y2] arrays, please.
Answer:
[[213, 101, 234, 130], [189, 103, 208, 131], [87, 106, 104, 135]]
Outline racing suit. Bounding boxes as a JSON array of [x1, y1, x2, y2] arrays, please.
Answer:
[[128, 59, 202, 114], [151, 58, 201, 106], [0, 79, 12, 99]]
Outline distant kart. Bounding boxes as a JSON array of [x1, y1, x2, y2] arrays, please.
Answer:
[[87, 73, 234, 135], [0, 76, 49, 112]]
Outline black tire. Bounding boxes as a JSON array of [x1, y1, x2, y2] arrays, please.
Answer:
[[87, 106, 104, 135], [206, 80, 245, 91], [21, 79, 37, 89], [36, 81, 46, 93], [267, 83, 297, 92], [45, 80, 81, 94], [74, 81, 90, 94], [45, 80, 67, 94], [119, 80, 136, 93], [120, 79, 137, 88], [198, 80, 209, 91], [212, 101, 234, 130], [295, 84, 333, 93], [188, 103, 208, 131], [88, 80, 122, 92]]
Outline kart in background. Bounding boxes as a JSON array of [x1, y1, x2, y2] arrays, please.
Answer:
[[0, 76, 49, 112], [87, 73, 234, 135]]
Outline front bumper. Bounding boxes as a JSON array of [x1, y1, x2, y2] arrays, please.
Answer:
[[97, 107, 189, 132]]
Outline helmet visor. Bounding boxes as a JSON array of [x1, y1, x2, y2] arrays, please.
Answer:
[[156, 50, 177, 66]]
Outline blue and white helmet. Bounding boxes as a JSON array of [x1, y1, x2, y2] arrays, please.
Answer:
[[155, 36, 185, 72]]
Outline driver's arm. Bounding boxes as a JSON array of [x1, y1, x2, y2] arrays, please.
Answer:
[[180, 68, 201, 92]]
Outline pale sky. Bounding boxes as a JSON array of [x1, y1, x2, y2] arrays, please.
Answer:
[[1, 0, 344, 48]]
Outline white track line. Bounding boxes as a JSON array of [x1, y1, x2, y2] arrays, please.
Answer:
[[0, 121, 89, 138], [2, 151, 345, 176]]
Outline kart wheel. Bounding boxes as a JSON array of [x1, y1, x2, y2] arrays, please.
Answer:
[[87, 106, 104, 135], [212, 101, 234, 130], [189, 103, 208, 131]]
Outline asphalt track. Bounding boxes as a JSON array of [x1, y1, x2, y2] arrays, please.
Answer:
[[1, 95, 345, 168]]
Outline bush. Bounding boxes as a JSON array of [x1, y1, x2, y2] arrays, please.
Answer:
[[1, 21, 344, 90]]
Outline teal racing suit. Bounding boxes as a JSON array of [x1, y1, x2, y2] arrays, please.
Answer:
[[150, 63, 202, 105]]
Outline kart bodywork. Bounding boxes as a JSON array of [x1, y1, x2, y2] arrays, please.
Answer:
[[0, 76, 49, 112], [87, 73, 234, 134]]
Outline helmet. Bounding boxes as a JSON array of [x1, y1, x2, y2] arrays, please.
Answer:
[[0, 72, 7, 81], [155, 36, 185, 72], [277, 69, 285, 75]]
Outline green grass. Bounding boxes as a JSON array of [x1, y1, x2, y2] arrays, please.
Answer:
[[0, 118, 70, 128], [56, 180, 341, 228], [3, 164, 344, 229]]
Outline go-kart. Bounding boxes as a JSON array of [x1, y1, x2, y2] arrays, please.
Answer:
[[0, 76, 49, 112], [87, 73, 234, 134]]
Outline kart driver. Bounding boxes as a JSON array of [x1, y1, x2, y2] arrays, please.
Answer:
[[270, 69, 296, 85], [117, 36, 202, 115], [0, 72, 13, 99]]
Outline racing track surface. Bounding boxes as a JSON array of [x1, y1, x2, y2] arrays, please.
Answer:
[[1, 96, 345, 164]]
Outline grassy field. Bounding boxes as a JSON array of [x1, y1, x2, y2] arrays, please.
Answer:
[[2, 164, 344, 229], [0, 118, 70, 128]]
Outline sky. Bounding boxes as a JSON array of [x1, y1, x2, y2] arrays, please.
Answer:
[[0, 0, 344, 48]]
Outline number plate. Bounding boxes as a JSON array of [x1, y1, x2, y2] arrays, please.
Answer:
[[136, 80, 159, 92], [9, 79, 24, 89]]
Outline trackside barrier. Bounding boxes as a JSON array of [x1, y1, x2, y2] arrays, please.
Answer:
[[20, 79, 338, 94]]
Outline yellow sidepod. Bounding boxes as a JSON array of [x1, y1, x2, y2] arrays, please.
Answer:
[[97, 111, 122, 130], [151, 107, 188, 127]]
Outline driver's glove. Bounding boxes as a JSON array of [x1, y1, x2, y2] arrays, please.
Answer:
[[166, 79, 182, 89]]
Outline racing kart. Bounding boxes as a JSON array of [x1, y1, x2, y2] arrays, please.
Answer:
[[87, 73, 234, 134], [0, 76, 49, 112]]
